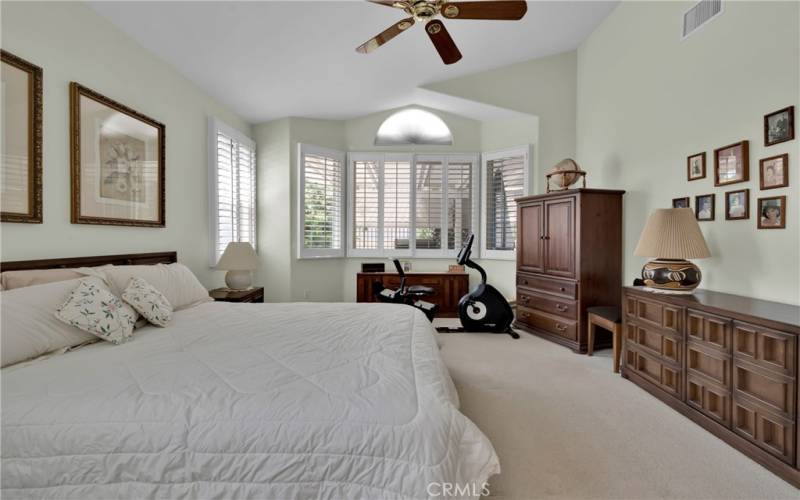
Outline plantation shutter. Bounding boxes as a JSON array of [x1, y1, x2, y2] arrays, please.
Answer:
[[352, 159, 381, 250], [414, 160, 443, 250], [383, 159, 411, 250], [301, 152, 343, 253], [485, 154, 525, 251], [212, 124, 256, 265], [447, 160, 473, 250]]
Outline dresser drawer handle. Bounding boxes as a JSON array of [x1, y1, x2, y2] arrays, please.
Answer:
[[559, 287, 566, 292], [555, 304, 568, 312], [522, 279, 529, 285], [521, 296, 530, 303], [555, 323, 567, 332], [521, 312, 530, 318]]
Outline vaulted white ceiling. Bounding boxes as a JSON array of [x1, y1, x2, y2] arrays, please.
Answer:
[[89, 1, 617, 123]]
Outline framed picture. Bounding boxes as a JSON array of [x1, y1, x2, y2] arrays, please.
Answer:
[[759, 153, 789, 190], [757, 195, 786, 229], [1, 50, 42, 223], [764, 106, 794, 146], [695, 193, 715, 221], [686, 152, 706, 181], [70, 83, 165, 227], [672, 197, 690, 209], [725, 189, 749, 220], [714, 140, 749, 186]]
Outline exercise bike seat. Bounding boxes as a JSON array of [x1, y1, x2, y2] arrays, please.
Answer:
[[406, 285, 434, 295]]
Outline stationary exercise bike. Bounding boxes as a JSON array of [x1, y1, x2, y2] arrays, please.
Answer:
[[372, 259, 439, 321], [436, 234, 519, 339]]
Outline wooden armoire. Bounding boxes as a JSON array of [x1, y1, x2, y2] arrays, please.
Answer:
[[514, 188, 625, 352]]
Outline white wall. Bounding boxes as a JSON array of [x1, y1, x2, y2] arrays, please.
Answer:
[[0, 1, 251, 287], [576, 1, 800, 305]]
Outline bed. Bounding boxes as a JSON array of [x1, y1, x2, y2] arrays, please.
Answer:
[[1, 252, 499, 499]]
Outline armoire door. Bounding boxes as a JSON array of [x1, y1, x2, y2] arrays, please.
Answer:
[[517, 201, 544, 273], [544, 197, 576, 278]]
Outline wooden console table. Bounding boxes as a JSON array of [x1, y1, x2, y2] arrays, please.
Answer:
[[356, 271, 469, 317], [622, 286, 800, 487]]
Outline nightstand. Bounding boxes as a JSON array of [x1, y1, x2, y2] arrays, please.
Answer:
[[209, 287, 264, 303]]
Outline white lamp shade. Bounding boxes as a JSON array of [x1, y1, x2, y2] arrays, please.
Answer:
[[634, 208, 711, 259], [216, 242, 259, 270]]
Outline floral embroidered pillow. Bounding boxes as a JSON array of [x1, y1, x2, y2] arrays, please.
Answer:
[[54, 277, 137, 345], [121, 277, 173, 327]]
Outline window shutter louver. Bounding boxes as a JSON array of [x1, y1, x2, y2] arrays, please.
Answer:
[[485, 154, 525, 251], [414, 160, 444, 250], [353, 160, 381, 250], [302, 153, 342, 250], [447, 160, 473, 250], [383, 160, 411, 250], [212, 125, 256, 266]]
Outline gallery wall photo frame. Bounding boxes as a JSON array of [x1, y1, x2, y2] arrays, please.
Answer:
[[672, 197, 690, 209], [759, 153, 789, 190], [695, 193, 715, 221], [713, 140, 749, 186], [70, 82, 165, 227], [686, 152, 706, 181], [1, 50, 43, 223], [757, 195, 786, 229], [725, 189, 749, 221], [764, 106, 794, 147]]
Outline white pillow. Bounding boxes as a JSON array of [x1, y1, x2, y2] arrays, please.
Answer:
[[0, 279, 97, 367], [122, 277, 173, 327], [55, 277, 137, 345], [105, 263, 211, 311]]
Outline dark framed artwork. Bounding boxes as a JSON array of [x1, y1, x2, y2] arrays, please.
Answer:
[[1, 50, 42, 223], [714, 140, 749, 186], [686, 152, 706, 181], [725, 189, 749, 221], [695, 193, 715, 221], [764, 106, 794, 147], [757, 195, 786, 229], [672, 197, 690, 209], [759, 153, 789, 190], [70, 82, 165, 227]]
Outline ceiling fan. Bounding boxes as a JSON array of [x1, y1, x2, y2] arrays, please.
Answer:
[[356, 1, 528, 65]]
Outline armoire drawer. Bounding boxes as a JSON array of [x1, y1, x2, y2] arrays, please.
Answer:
[[516, 288, 577, 319], [517, 306, 577, 340], [517, 273, 577, 299]]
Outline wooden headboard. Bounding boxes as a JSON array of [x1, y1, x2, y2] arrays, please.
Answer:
[[0, 251, 177, 272]]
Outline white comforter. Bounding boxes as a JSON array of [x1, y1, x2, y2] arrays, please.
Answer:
[[1, 302, 499, 499]]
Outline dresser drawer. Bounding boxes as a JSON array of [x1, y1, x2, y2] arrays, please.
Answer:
[[625, 345, 682, 399], [624, 321, 681, 365], [687, 341, 731, 387], [517, 288, 577, 319], [517, 273, 576, 299], [733, 360, 795, 418], [687, 373, 732, 428], [733, 396, 795, 465], [624, 294, 682, 333], [687, 309, 731, 353], [517, 306, 577, 341], [733, 321, 796, 378]]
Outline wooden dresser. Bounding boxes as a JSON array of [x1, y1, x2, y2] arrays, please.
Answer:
[[514, 189, 625, 352], [356, 271, 468, 317], [622, 286, 800, 486]]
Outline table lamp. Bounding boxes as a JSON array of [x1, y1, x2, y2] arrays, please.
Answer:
[[633, 208, 711, 294], [216, 242, 258, 290]]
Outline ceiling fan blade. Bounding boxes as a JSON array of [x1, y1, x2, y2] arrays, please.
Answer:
[[425, 20, 462, 65], [367, 0, 409, 10], [356, 17, 415, 54], [441, 1, 528, 20]]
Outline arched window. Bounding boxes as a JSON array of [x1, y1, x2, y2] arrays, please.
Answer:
[[374, 109, 453, 146]]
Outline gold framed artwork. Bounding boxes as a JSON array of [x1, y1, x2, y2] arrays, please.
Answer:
[[70, 82, 165, 227], [759, 153, 789, 190], [1, 50, 42, 223], [713, 140, 749, 186]]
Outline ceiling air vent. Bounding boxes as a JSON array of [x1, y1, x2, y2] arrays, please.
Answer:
[[682, 0, 723, 39]]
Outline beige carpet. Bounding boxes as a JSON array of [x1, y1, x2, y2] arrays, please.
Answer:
[[435, 324, 798, 499]]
